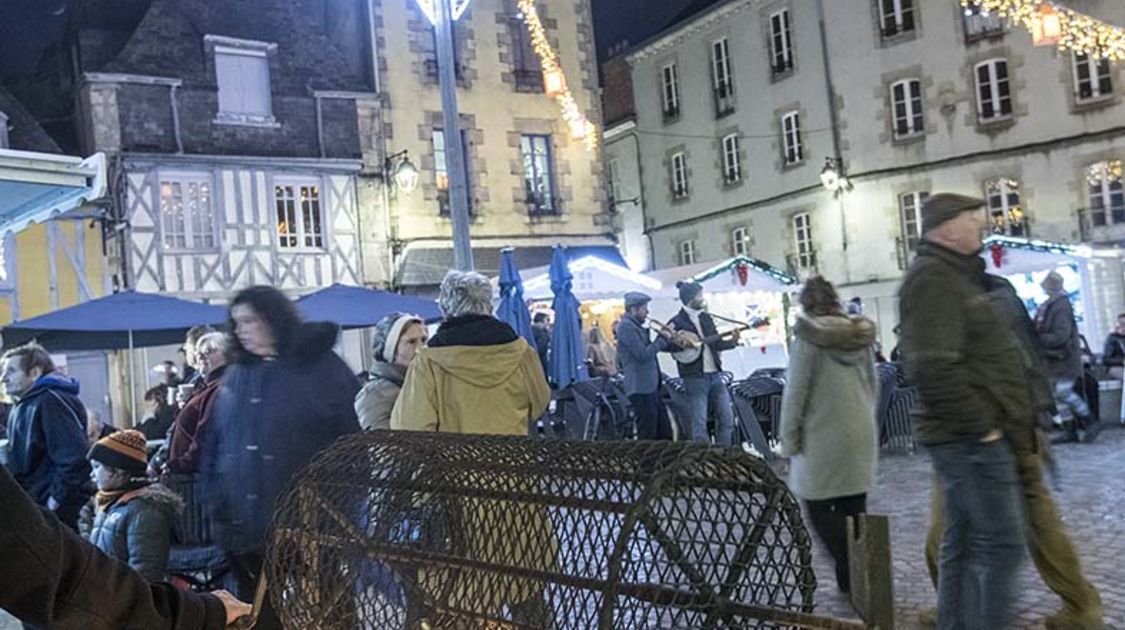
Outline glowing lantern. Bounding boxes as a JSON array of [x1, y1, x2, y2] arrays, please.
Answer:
[[568, 117, 588, 140], [543, 68, 565, 98], [1031, 3, 1062, 47]]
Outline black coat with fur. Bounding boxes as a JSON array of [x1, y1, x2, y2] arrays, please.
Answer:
[[201, 322, 361, 554]]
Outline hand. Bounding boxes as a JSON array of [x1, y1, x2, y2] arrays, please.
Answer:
[[730, 329, 742, 343], [47, 496, 59, 511], [212, 589, 253, 626]]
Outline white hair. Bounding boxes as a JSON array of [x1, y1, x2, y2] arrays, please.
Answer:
[[195, 331, 230, 354], [437, 270, 494, 318]]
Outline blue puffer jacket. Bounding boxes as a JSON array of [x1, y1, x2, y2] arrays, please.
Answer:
[[201, 322, 361, 555], [88, 482, 184, 582], [5, 374, 93, 517]]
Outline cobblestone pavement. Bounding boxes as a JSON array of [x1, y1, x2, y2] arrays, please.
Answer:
[[808, 426, 1125, 630]]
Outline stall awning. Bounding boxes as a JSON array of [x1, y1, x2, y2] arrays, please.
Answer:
[[647, 256, 798, 294], [0, 150, 107, 235], [515, 255, 662, 301], [396, 243, 627, 287]]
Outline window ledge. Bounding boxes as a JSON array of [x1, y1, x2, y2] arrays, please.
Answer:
[[892, 131, 926, 146], [671, 194, 690, 203], [781, 159, 804, 171], [879, 29, 918, 46], [722, 177, 744, 189], [976, 114, 1015, 130], [213, 113, 281, 128], [161, 246, 221, 255], [525, 213, 565, 224], [277, 247, 329, 254], [1074, 94, 1117, 111], [770, 69, 795, 84]]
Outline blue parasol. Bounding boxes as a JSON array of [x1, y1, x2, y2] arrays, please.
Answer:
[[547, 245, 587, 389], [496, 248, 537, 350]]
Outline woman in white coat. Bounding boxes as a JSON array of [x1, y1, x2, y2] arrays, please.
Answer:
[[779, 276, 878, 593]]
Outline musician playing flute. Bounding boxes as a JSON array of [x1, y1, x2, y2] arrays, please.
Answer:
[[668, 281, 741, 445], [616, 292, 676, 440]]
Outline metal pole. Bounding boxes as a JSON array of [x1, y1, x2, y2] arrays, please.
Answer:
[[816, 0, 850, 283], [435, 0, 474, 271], [128, 330, 137, 427]]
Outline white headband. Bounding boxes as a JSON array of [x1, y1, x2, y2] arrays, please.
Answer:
[[382, 315, 422, 364]]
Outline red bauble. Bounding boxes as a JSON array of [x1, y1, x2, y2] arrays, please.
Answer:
[[736, 263, 749, 286], [989, 243, 1004, 268]]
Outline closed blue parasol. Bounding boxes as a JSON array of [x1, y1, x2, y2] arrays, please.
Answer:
[[496, 248, 537, 351], [548, 245, 587, 389]]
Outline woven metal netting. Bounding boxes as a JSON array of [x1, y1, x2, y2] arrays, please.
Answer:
[[265, 431, 817, 629]]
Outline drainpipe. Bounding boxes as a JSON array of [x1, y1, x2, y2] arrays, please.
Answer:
[[816, 0, 851, 283], [169, 84, 183, 154], [627, 129, 652, 270]]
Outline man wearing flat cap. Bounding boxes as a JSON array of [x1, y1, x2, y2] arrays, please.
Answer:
[[616, 292, 674, 439], [898, 193, 1031, 628]]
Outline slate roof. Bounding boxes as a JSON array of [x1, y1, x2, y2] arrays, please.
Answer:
[[0, 86, 63, 153], [99, 0, 364, 92]]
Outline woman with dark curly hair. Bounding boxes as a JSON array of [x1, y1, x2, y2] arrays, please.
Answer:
[[201, 286, 360, 629], [778, 276, 878, 594]]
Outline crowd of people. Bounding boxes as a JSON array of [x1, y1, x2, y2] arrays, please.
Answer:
[[0, 198, 1116, 629]]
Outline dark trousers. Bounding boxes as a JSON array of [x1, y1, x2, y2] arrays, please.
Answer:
[[630, 391, 673, 440], [803, 493, 867, 592]]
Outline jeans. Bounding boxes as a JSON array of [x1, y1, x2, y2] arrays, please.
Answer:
[[804, 494, 867, 592], [1051, 378, 1090, 423], [929, 439, 1026, 630], [629, 391, 673, 440], [683, 373, 735, 445]]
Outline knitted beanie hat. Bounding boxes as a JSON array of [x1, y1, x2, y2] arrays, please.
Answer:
[[88, 429, 149, 476], [371, 312, 424, 364], [677, 281, 704, 304]]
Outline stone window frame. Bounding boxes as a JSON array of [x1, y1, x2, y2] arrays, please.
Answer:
[[204, 35, 279, 128], [679, 238, 697, 265], [888, 178, 933, 270], [960, 4, 1007, 45], [730, 225, 750, 257], [1067, 51, 1118, 113], [498, 1, 557, 93], [763, 4, 795, 83], [780, 110, 804, 167], [659, 60, 682, 123], [973, 57, 1014, 125], [983, 176, 1028, 237], [872, 0, 919, 47], [408, 1, 477, 89], [1084, 158, 1125, 229], [889, 78, 925, 140], [508, 118, 571, 223], [719, 130, 744, 187], [418, 112, 486, 222], [789, 210, 816, 273], [670, 150, 690, 200], [897, 190, 928, 253]]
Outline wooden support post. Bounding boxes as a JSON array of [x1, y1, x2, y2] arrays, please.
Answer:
[[847, 514, 894, 630]]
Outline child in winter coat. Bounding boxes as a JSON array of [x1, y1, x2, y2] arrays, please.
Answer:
[[86, 429, 183, 582]]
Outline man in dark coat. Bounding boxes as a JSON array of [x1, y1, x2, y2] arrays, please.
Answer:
[[667, 281, 740, 445], [898, 193, 1029, 629], [532, 312, 551, 376], [1, 343, 93, 531], [1100, 313, 1125, 370], [1036, 271, 1100, 443], [616, 292, 674, 440], [0, 461, 248, 629]]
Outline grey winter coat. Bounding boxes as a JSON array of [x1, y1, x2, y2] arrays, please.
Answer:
[[355, 362, 407, 431], [616, 314, 669, 396], [88, 482, 184, 582], [1035, 294, 1083, 381], [779, 314, 879, 501]]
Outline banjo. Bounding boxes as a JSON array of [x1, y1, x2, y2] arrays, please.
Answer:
[[657, 314, 770, 364]]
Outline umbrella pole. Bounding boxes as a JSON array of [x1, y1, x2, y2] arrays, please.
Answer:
[[128, 330, 137, 428]]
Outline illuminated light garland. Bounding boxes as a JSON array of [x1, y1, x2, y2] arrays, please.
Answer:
[[960, 1, 1125, 61], [517, 0, 598, 151]]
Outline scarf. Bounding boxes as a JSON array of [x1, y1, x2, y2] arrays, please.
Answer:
[[95, 479, 151, 513]]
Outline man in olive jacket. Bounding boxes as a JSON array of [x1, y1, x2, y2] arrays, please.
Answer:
[[898, 193, 1029, 630]]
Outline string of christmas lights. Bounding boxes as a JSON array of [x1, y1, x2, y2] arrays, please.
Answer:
[[960, 1, 1125, 61], [517, 0, 598, 151]]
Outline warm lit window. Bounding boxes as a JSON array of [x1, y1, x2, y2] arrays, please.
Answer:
[[975, 59, 1012, 121], [899, 191, 929, 251], [159, 174, 215, 250], [891, 79, 924, 138], [985, 178, 1025, 236], [433, 129, 471, 216], [1088, 160, 1125, 227], [274, 180, 324, 249], [782, 111, 803, 165]]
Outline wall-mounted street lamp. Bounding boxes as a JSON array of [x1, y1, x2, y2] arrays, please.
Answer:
[[385, 149, 419, 194], [820, 157, 852, 195]]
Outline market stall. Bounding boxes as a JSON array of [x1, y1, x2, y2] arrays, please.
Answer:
[[645, 256, 799, 380]]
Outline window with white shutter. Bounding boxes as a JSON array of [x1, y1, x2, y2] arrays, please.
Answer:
[[782, 111, 803, 165], [891, 79, 924, 138], [769, 9, 793, 77], [1073, 53, 1113, 102], [975, 59, 1012, 121], [213, 41, 275, 124], [671, 152, 689, 198], [722, 133, 741, 183]]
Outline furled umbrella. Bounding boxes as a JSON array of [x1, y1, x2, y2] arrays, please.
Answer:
[[495, 248, 537, 351], [547, 245, 588, 389]]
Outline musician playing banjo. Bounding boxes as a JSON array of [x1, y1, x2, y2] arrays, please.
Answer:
[[667, 281, 741, 445]]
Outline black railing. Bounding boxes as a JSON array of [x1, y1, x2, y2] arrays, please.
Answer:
[[772, 59, 793, 77], [424, 58, 465, 80], [526, 194, 560, 216], [662, 105, 680, 122], [714, 83, 735, 118], [963, 12, 1006, 42], [513, 68, 543, 92], [1078, 206, 1125, 243]]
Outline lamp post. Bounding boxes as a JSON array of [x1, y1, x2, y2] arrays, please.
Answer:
[[416, 0, 475, 271]]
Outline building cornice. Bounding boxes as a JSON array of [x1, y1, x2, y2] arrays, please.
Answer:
[[603, 119, 637, 141], [82, 73, 182, 87], [310, 90, 380, 100], [202, 34, 278, 52], [625, 0, 756, 65], [121, 152, 363, 173]]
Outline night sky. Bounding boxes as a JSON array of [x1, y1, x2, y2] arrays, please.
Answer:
[[592, 0, 697, 61]]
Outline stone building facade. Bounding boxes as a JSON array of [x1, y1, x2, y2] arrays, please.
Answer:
[[608, 0, 1125, 343]]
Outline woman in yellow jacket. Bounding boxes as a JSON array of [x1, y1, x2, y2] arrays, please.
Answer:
[[391, 270, 554, 626]]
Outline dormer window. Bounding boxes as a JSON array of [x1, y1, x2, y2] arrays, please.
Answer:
[[207, 35, 278, 126]]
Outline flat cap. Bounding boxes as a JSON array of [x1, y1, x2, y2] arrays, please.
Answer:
[[921, 193, 986, 233], [624, 292, 652, 308]]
